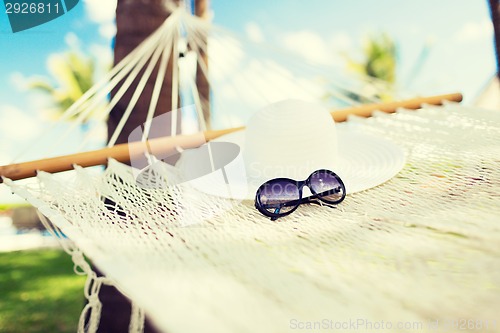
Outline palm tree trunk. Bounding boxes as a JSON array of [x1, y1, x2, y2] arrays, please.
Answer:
[[107, 0, 180, 146], [194, 0, 211, 129], [99, 2, 178, 332], [489, 0, 500, 80]]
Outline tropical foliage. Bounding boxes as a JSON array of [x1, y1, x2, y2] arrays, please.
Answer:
[[345, 33, 397, 102], [348, 33, 397, 84], [28, 50, 107, 123]]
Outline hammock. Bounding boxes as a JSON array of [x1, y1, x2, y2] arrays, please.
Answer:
[[2, 5, 499, 333]]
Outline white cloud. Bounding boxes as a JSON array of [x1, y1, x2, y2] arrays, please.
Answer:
[[65, 32, 81, 49], [83, 0, 117, 24], [84, 0, 116, 39], [220, 59, 323, 109], [211, 57, 325, 129], [0, 106, 43, 141], [200, 30, 327, 127], [330, 32, 352, 52], [89, 43, 113, 81], [283, 30, 331, 65], [99, 22, 117, 39], [9, 72, 28, 91], [245, 22, 264, 43], [454, 20, 493, 43], [207, 33, 323, 103], [89, 44, 113, 68], [207, 35, 244, 81]]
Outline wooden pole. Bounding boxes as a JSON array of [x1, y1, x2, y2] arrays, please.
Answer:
[[194, 0, 211, 129], [0, 92, 462, 182], [331, 92, 462, 122], [489, 0, 500, 80]]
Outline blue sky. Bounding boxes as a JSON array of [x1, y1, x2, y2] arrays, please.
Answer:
[[0, 0, 496, 203], [211, 0, 494, 98]]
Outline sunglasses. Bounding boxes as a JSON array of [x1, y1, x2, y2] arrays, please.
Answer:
[[254, 169, 346, 220]]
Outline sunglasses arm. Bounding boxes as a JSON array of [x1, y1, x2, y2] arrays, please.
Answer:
[[262, 197, 335, 219]]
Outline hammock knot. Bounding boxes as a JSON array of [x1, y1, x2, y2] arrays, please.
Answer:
[[71, 251, 93, 275]]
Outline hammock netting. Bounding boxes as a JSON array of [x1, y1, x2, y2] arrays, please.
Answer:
[[4, 104, 500, 333], [2, 5, 500, 333]]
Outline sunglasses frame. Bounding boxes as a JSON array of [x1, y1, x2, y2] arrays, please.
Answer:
[[254, 169, 346, 221]]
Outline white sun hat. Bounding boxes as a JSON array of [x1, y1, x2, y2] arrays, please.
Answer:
[[175, 99, 406, 200]]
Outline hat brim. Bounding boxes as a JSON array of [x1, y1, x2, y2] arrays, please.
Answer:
[[180, 126, 406, 201]]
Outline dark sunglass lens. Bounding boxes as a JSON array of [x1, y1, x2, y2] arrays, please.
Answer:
[[257, 180, 300, 215], [309, 170, 345, 204]]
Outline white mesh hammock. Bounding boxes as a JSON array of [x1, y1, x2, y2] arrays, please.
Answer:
[[2, 5, 500, 333]]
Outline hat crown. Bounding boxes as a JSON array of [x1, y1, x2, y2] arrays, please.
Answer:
[[244, 99, 338, 182]]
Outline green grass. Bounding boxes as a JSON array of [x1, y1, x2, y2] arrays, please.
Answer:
[[0, 250, 86, 333]]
